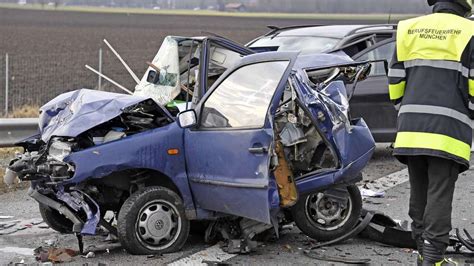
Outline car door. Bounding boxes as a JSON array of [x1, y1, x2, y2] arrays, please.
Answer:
[[351, 39, 397, 142], [185, 53, 296, 224]]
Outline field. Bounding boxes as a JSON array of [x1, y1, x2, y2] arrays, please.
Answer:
[[0, 7, 392, 115], [0, 3, 418, 20]]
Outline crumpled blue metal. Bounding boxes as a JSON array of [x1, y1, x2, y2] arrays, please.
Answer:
[[38, 89, 151, 142], [56, 187, 100, 235]]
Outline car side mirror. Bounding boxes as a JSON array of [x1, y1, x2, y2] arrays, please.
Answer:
[[146, 70, 160, 84], [177, 109, 197, 128]]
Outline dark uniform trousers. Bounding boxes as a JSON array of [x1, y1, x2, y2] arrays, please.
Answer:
[[407, 155, 459, 251]]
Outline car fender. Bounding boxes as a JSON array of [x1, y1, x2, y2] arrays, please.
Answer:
[[63, 122, 195, 211]]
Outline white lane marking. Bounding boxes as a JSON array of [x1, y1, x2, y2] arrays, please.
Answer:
[[0, 247, 34, 256], [168, 244, 237, 266], [360, 168, 409, 193]]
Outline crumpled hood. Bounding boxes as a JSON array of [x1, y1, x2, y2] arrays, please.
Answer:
[[39, 89, 150, 142]]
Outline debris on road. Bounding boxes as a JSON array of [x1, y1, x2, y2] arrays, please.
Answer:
[[0, 247, 34, 256], [303, 250, 371, 264], [104, 233, 118, 242], [0, 218, 47, 235], [85, 242, 122, 253], [202, 260, 231, 266], [44, 238, 59, 247], [0, 220, 18, 230], [48, 248, 78, 263], [82, 251, 95, 259], [360, 188, 385, 198], [223, 239, 258, 254], [388, 258, 402, 263], [34, 247, 49, 263], [373, 249, 392, 256], [363, 200, 383, 205], [455, 228, 474, 252], [34, 247, 78, 263]]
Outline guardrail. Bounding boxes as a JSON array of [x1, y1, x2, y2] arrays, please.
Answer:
[[0, 118, 473, 150], [0, 118, 38, 147]]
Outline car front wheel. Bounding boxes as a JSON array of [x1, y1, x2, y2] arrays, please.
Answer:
[[291, 185, 362, 242], [117, 186, 190, 255]]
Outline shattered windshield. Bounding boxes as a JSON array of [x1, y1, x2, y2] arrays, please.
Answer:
[[249, 36, 340, 55], [134, 37, 184, 106]]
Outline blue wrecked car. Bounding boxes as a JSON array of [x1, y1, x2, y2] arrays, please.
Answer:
[[6, 36, 375, 255]]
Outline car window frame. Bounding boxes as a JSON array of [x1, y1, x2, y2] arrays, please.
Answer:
[[196, 38, 255, 104], [330, 30, 395, 53], [352, 37, 396, 77]]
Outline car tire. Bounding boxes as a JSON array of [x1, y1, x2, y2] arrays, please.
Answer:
[[291, 185, 362, 242], [117, 186, 190, 255], [39, 203, 74, 234]]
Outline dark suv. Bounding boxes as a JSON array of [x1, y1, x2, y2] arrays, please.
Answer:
[[248, 18, 474, 143], [248, 24, 399, 142]]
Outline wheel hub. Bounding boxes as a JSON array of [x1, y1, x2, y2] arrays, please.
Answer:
[[154, 219, 164, 230], [305, 192, 352, 231], [136, 200, 180, 249]]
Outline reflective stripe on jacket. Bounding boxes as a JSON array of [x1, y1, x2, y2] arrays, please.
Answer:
[[388, 13, 474, 171]]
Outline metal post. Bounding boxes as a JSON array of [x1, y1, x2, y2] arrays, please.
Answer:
[[5, 53, 8, 116], [98, 48, 102, 91]]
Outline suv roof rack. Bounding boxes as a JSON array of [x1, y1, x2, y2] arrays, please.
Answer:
[[264, 24, 325, 36], [347, 24, 398, 36]]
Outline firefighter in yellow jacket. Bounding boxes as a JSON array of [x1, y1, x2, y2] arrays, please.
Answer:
[[389, 0, 473, 265]]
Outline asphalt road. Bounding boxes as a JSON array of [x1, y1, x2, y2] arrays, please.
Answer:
[[0, 145, 472, 265]]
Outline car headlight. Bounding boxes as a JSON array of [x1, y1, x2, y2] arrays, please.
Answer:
[[48, 140, 73, 161]]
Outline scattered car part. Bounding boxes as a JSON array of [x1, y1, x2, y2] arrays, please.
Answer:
[[303, 250, 371, 264], [56, 188, 100, 235], [3, 168, 18, 187], [456, 228, 474, 252], [307, 211, 374, 250], [273, 141, 298, 207], [347, 63, 372, 101], [28, 188, 83, 234], [203, 218, 273, 254], [99, 218, 118, 237], [358, 210, 416, 249]]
